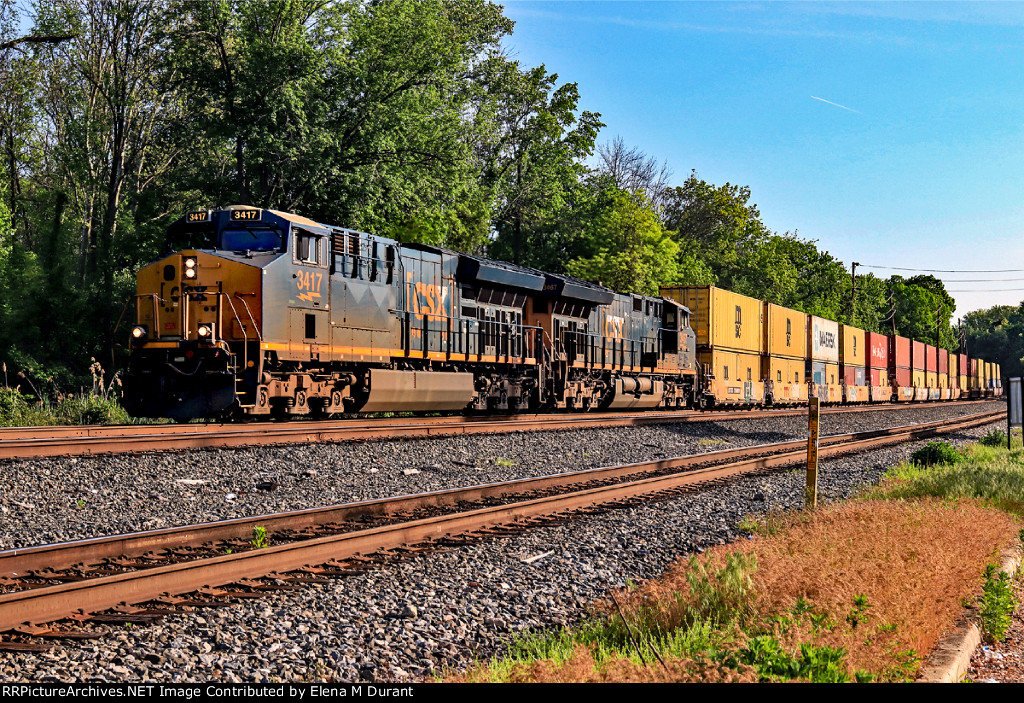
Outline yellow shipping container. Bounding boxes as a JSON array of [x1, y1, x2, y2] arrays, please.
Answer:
[[697, 349, 764, 404], [913, 369, 925, 387], [840, 325, 866, 368], [764, 303, 807, 359], [926, 370, 938, 388], [662, 286, 763, 354], [764, 356, 805, 387]]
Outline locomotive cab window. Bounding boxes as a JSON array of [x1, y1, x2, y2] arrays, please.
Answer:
[[294, 230, 322, 265]]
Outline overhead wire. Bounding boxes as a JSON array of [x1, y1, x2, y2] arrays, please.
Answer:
[[859, 264, 1024, 273]]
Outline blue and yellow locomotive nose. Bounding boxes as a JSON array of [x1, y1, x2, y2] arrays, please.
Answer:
[[123, 246, 264, 419]]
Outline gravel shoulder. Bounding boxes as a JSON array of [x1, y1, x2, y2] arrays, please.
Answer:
[[0, 402, 1006, 682]]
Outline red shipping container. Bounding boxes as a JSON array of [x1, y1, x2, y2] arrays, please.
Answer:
[[869, 368, 883, 386], [912, 341, 926, 371], [938, 349, 948, 375], [925, 344, 937, 372], [843, 366, 866, 385], [889, 335, 911, 369], [971, 358, 979, 378], [895, 367, 911, 386], [959, 355, 968, 375], [866, 332, 888, 369]]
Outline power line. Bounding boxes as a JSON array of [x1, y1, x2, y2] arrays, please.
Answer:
[[859, 264, 1024, 273], [947, 288, 1024, 293]]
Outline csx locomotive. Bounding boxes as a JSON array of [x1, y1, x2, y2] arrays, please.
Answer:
[[122, 206, 698, 419], [123, 206, 1002, 420]]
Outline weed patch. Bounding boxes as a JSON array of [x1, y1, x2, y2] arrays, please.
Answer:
[[911, 440, 964, 467], [980, 429, 1008, 447], [979, 564, 1015, 643]]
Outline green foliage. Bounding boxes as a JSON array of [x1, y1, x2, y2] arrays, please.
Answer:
[[979, 564, 1015, 643], [683, 551, 758, 625], [870, 444, 1024, 517], [962, 303, 1024, 379], [846, 594, 871, 629], [911, 441, 965, 467], [980, 429, 1008, 447], [890, 275, 957, 350], [251, 526, 269, 549], [566, 188, 679, 295], [740, 636, 852, 683], [0, 383, 131, 427]]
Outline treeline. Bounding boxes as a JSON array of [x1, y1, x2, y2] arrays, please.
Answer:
[[0, 0, 967, 391], [961, 306, 1024, 380]]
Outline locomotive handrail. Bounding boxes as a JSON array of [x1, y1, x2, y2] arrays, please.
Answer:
[[231, 294, 263, 341], [136, 294, 163, 340]]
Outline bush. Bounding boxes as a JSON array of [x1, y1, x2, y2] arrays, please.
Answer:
[[980, 564, 1015, 643], [911, 441, 964, 467], [0, 387, 31, 425], [979, 429, 1008, 447]]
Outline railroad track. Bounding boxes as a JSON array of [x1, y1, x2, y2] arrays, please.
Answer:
[[0, 407, 1003, 651], [0, 400, 995, 460]]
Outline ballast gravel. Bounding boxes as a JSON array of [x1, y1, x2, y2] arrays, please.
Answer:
[[0, 402, 1006, 682]]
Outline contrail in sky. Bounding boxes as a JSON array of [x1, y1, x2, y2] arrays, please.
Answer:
[[811, 96, 862, 114]]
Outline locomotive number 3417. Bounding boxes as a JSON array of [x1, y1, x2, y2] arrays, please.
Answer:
[[296, 270, 323, 302]]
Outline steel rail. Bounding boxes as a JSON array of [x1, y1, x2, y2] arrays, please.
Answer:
[[0, 408, 1003, 633], [0, 407, 1003, 577], [0, 400, 995, 460]]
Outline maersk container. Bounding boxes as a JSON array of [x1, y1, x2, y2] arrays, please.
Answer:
[[809, 316, 839, 363], [661, 286, 763, 354]]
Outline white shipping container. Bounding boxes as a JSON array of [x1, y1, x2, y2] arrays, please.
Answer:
[[809, 316, 839, 363]]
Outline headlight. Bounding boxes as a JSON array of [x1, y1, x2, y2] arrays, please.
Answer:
[[197, 323, 214, 339], [131, 325, 147, 341], [184, 257, 197, 278]]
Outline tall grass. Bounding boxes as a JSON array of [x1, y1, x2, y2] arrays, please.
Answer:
[[0, 360, 134, 426], [870, 443, 1024, 516]]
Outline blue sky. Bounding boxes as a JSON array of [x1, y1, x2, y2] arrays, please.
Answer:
[[501, 1, 1024, 319]]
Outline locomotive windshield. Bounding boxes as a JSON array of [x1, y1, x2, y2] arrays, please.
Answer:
[[220, 226, 283, 252]]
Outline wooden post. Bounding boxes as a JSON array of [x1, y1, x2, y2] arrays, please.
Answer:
[[806, 396, 820, 509]]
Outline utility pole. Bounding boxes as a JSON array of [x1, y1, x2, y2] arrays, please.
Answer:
[[850, 262, 859, 325]]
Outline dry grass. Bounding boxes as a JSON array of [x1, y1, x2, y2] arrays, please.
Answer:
[[454, 499, 1020, 682], [612, 499, 1019, 678]]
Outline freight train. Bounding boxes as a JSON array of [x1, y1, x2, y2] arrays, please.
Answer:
[[121, 206, 1002, 420]]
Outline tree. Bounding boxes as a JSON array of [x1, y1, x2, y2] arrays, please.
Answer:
[[595, 136, 671, 211], [961, 303, 1024, 378], [565, 188, 678, 296], [662, 171, 770, 290], [479, 58, 602, 263], [890, 275, 957, 349]]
